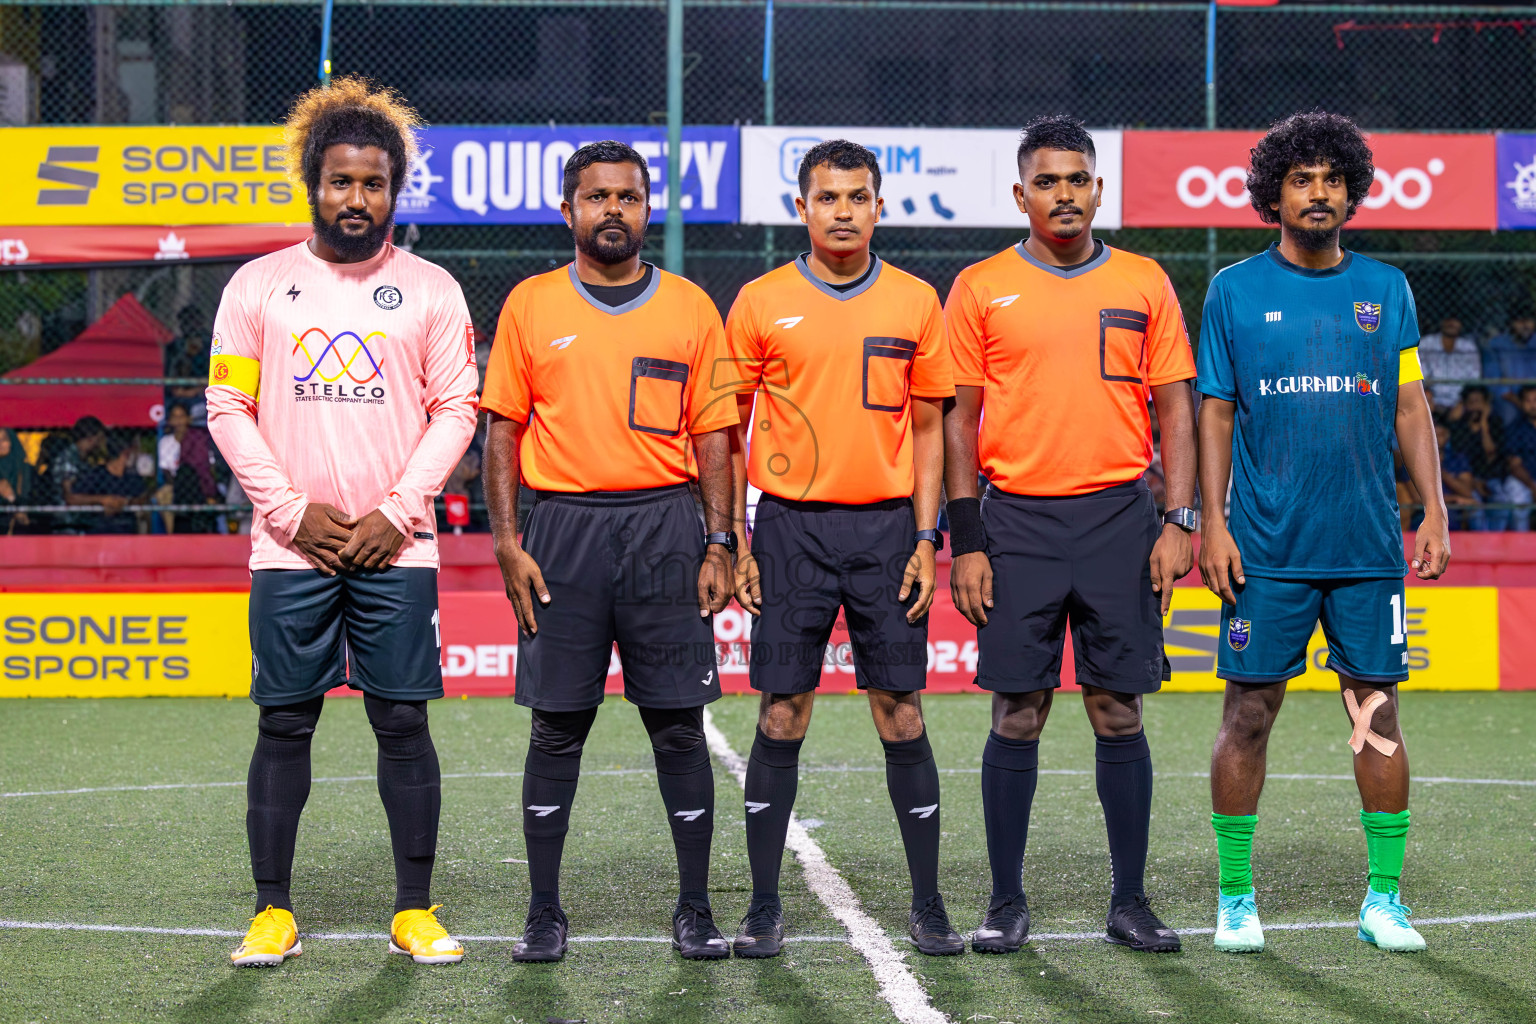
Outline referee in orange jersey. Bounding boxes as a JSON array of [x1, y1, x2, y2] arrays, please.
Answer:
[[725, 140, 962, 958], [482, 142, 737, 962], [943, 115, 1197, 954]]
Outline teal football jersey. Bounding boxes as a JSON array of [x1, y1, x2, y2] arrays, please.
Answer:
[[1196, 244, 1418, 579]]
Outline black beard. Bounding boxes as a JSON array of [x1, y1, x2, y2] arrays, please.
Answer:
[[576, 221, 645, 265], [312, 205, 393, 260], [1290, 224, 1340, 251]]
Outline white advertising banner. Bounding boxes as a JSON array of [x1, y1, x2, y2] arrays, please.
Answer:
[[740, 126, 1122, 229]]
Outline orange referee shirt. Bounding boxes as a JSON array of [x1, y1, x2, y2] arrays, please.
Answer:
[[725, 255, 954, 504], [946, 242, 1195, 496], [482, 263, 739, 492]]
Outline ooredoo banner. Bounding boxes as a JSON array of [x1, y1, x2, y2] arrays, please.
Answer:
[[0, 586, 1500, 697], [740, 127, 1123, 229], [1122, 131, 1497, 230]]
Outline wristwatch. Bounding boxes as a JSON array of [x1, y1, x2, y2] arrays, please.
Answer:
[[1163, 507, 1199, 532], [914, 528, 945, 551], [705, 532, 738, 553]]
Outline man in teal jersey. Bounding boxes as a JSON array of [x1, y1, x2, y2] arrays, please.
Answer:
[[1195, 111, 1449, 954]]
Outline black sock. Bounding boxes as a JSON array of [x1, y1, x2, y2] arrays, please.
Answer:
[[1095, 730, 1153, 903], [639, 705, 714, 906], [981, 731, 1039, 899], [247, 697, 323, 915], [743, 728, 802, 902], [522, 707, 596, 910], [882, 730, 942, 907], [365, 696, 441, 915]]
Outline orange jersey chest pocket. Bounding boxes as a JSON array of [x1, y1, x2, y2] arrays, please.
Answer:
[[1099, 308, 1148, 384], [630, 356, 689, 436], [862, 336, 918, 412]]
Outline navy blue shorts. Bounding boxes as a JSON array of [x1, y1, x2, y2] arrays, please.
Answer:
[[976, 479, 1169, 695], [514, 485, 720, 712], [748, 494, 929, 694], [1217, 575, 1409, 685], [248, 567, 443, 706]]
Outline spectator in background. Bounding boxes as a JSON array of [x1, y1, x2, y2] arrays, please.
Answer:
[[72, 435, 151, 533], [1500, 384, 1536, 532], [1419, 315, 1481, 410], [1434, 415, 1481, 531], [156, 400, 219, 532], [164, 306, 211, 425], [1483, 308, 1536, 425], [1447, 385, 1521, 530], [439, 444, 487, 534], [49, 415, 107, 510], [0, 427, 33, 533]]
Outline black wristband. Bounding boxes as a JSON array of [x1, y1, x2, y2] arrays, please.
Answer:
[[947, 497, 986, 556]]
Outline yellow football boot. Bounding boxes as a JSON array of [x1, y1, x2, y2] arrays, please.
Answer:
[[230, 906, 301, 967], [389, 905, 465, 964]]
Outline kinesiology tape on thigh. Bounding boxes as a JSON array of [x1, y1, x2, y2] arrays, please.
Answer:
[[1345, 690, 1399, 757]]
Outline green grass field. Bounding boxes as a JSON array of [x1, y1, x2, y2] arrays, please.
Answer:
[[2, 691, 1533, 1024]]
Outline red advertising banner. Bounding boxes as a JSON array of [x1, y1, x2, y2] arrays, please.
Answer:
[[0, 224, 310, 268], [1122, 131, 1497, 230]]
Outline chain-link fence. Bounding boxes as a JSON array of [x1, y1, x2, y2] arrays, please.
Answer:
[[4, 1, 1536, 533]]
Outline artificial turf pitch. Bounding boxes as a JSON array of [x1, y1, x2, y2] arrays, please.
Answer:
[[1, 691, 1533, 1024]]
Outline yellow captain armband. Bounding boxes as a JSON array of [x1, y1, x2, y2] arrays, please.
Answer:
[[209, 354, 260, 398], [1400, 347, 1423, 386]]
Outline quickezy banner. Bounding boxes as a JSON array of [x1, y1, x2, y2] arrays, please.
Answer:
[[739, 127, 1124, 229], [405, 125, 740, 225], [1123, 131, 1497, 229], [3, 126, 304, 226], [1497, 133, 1536, 229]]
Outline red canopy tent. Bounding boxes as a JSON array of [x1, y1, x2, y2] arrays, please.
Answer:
[[0, 294, 173, 428]]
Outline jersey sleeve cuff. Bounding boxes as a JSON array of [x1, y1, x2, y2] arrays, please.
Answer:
[[1147, 371, 1197, 387], [910, 385, 957, 398], [378, 499, 416, 539], [1195, 380, 1236, 400], [951, 373, 986, 387], [269, 495, 308, 543], [478, 396, 529, 423]]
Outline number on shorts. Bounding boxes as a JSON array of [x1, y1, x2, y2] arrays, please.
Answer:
[[1388, 594, 1405, 645], [432, 608, 441, 648]]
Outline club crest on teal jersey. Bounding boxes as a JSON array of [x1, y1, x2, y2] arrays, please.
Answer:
[[1354, 301, 1381, 332], [1227, 617, 1251, 652]]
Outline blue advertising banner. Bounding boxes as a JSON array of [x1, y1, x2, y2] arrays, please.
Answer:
[[1497, 133, 1536, 229], [397, 125, 739, 225]]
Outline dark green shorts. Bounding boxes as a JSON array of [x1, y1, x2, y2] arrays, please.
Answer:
[[247, 567, 443, 706]]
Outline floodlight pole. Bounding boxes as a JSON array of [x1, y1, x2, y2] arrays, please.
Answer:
[[318, 0, 334, 85], [664, 0, 684, 274]]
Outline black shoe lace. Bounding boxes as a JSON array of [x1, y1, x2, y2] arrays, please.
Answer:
[[678, 900, 721, 939], [741, 899, 781, 936], [523, 903, 566, 943], [912, 895, 953, 937], [984, 895, 1026, 929], [1115, 893, 1165, 934]]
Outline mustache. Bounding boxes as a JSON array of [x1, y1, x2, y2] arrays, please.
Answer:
[[1052, 205, 1083, 217], [1303, 204, 1336, 215], [334, 211, 374, 224]]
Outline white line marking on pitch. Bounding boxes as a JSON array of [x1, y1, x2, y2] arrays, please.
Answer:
[[6, 766, 1533, 800], [0, 920, 847, 944], [703, 709, 950, 1024], [4, 911, 1531, 946]]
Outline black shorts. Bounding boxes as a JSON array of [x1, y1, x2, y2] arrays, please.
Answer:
[[248, 567, 443, 706], [977, 479, 1169, 695], [514, 485, 720, 712], [749, 494, 928, 694]]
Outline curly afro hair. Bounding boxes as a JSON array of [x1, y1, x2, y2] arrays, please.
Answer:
[[283, 76, 423, 203], [1246, 111, 1374, 225]]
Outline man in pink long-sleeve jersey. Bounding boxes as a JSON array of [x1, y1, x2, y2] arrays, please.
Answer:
[[208, 78, 478, 968]]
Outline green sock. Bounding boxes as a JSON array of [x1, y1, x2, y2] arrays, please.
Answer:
[[1211, 812, 1258, 897], [1361, 809, 1411, 895]]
